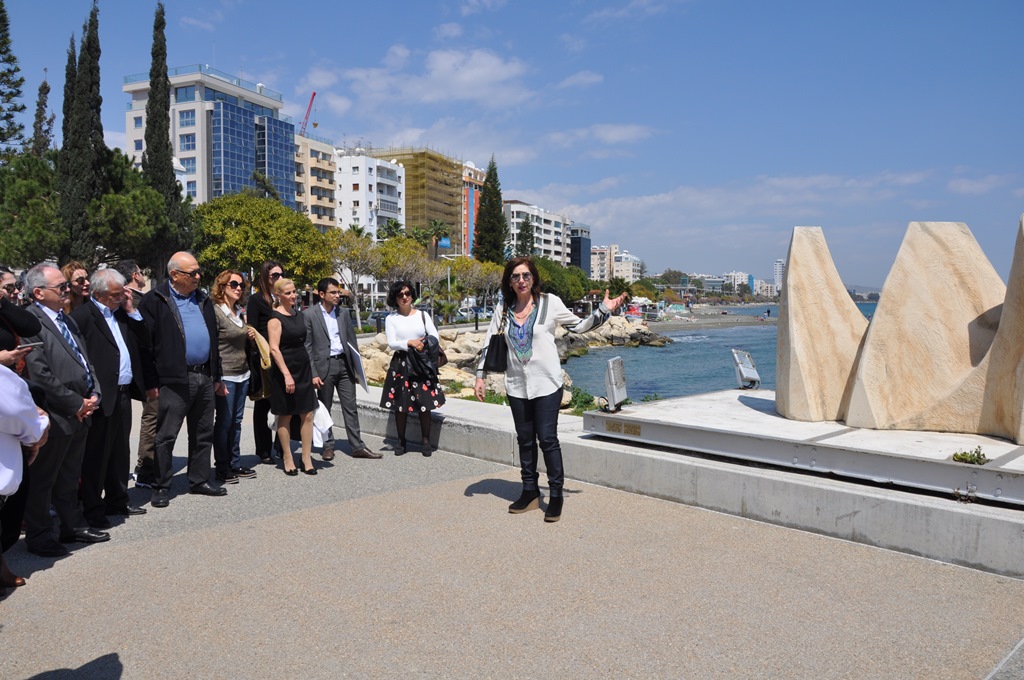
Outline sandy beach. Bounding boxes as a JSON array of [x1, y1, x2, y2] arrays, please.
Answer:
[[644, 310, 777, 333]]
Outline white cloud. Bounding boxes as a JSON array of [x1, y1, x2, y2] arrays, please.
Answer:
[[586, 0, 678, 22], [104, 130, 126, 152], [460, 0, 506, 16], [370, 118, 536, 168], [322, 93, 353, 116], [435, 23, 463, 40], [560, 34, 587, 54], [948, 174, 1012, 196], [299, 66, 340, 92], [345, 47, 530, 111], [180, 16, 215, 31], [546, 123, 654, 148], [556, 70, 603, 89]]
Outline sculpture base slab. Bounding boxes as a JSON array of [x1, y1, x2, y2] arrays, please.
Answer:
[[582, 390, 1024, 507]]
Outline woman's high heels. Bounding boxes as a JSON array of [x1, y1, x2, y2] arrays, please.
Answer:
[[301, 461, 317, 476], [283, 464, 298, 476]]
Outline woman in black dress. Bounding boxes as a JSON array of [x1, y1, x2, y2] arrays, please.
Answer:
[[267, 278, 318, 476], [247, 260, 283, 464]]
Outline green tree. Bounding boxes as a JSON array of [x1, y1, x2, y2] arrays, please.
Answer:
[[534, 257, 585, 304], [347, 223, 370, 238], [27, 72, 54, 157], [0, 0, 24, 151], [60, 34, 75, 148], [660, 268, 684, 285], [514, 213, 534, 257], [245, 170, 279, 201], [375, 236, 431, 287], [334, 228, 381, 326], [425, 218, 451, 259], [607, 276, 634, 301], [194, 193, 337, 287], [0, 151, 62, 266], [88, 150, 170, 267], [140, 1, 190, 269], [377, 217, 404, 240], [473, 155, 508, 264], [61, 1, 107, 261]]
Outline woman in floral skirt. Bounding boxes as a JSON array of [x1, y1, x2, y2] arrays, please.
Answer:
[[380, 280, 445, 455]]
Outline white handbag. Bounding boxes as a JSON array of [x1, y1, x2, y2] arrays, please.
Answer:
[[312, 400, 334, 448]]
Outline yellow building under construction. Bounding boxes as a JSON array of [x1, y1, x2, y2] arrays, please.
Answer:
[[371, 146, 463, 251]]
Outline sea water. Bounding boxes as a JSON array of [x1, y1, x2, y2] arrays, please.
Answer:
[[564, 302, 876, 402]]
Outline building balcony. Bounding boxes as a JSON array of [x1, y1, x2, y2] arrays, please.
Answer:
[[123, 64, 284, 103]]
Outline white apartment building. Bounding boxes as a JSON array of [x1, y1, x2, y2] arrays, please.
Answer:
[[774, 258, 786, 290], [613, 250, 643, 283], [503, 200, 571, 263], [724, 271, 749, 290], [754, 279, 776, 297], [591, 244, 619, 281], [335, 148, 406, 239]]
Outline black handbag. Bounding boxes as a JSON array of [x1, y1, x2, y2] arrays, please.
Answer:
[[482, 307, 508, 372]]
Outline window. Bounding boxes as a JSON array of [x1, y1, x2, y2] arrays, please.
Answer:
[[133, 116, 142, 129], [174, 85, 195, 102], [178, 110, 195, 127], [181, 157, 196, 174], [134, 139, 143, 151], [368, 167, 374, 175], [186, 180, 196, 198], [352, 184, 359, 191], [352, 166, 359, 174], [353, 201, 359, 208], [179, 134, 196, 152]]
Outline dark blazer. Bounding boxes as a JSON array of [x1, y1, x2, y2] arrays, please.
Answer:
[[303, 303, 359, 382], [71, 299, 154, 414], [22, 303, 100, 436], [139, 281, 222, 386]]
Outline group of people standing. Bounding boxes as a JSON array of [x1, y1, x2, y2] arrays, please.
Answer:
[[0, 251, 626, 597]]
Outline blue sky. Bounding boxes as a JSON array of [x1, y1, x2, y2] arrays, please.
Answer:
[[8, 0, 1024, 286]]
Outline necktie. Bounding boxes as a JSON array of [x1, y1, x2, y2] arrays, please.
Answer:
[[56, 311, 94, 392]]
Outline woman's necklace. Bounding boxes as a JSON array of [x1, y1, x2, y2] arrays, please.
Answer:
[[513, 299, 533, 321]]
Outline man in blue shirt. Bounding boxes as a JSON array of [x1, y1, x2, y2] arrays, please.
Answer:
[[140, 252, 227, 508]]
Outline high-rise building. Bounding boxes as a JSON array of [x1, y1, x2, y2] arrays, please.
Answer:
[[462, 162, 485, 256], [335, 147, 406, 240], [123, 64, 296, 208], [294, 132, 337, 233], [569, 224, 592, 277], [613, 250, 643, 283], [774, 258, 786, 290], [503, 200, 571, 263], [591, 244, 619, 282], [369, 146, 463, 251]]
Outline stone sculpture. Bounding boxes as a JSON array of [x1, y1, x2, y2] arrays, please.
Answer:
[[777, 217, 1024, 445]]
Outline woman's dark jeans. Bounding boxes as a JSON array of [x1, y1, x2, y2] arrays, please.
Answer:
[[508, 389, 564, 497], [214, 378, 249, 473]]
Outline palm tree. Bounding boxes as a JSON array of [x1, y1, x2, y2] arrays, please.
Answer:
[[377, 218, 404, 241], [426, 218, 451, 259], [347, 223, 370, 239]]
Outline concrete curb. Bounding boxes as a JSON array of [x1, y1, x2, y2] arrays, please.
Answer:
[[354, 386, 1024, 578]]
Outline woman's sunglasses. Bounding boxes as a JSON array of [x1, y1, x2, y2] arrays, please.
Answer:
[[227, 280, 243, 289]]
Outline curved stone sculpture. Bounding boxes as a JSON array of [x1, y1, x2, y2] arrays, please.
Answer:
[[843, 222, 1005, 432], [776, 227, 868, 421]]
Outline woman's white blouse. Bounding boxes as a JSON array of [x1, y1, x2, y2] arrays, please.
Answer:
[[386, 311, 439, 353], [476, 294, 610, 400], [0, 365, 49, 495]]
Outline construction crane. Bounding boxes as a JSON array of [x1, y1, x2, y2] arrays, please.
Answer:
[[299, 91, 317, 136]]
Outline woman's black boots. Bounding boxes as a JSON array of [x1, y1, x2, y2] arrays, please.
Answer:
[[508, 488, 541, 513]]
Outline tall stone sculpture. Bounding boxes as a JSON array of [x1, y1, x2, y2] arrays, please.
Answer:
[[844, 222, 1004, 431], [777, 217, 1024, 445], [776, 227, 868, 421]]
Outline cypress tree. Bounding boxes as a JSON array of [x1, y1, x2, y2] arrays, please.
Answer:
[[61, 1, 106, 260], [141, 1, 189, 269], [0, 0, 25, 149], [28, 71, 54, 157], [514, 214, 535, 257], [61, 34, 75, 146], [473, 155, 509, 265]]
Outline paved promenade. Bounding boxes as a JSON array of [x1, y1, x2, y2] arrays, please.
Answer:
[[3, 402, 1024, 679]]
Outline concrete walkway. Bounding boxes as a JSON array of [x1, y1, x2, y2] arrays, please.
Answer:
[[3, 403, 1024, 678]]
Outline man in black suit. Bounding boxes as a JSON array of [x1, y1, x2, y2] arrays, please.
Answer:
[[71, 268, 155, 527], [22, 264, 108, 556], [140, 252, 227, 508], [304, 277, 379, 460]]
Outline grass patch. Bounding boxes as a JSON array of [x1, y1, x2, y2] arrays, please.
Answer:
[[641, 393, 663, 402], [952, 446, 987, 465]]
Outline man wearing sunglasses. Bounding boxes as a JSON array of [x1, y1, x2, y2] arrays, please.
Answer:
[[21, 264, 106, 556], [139, 252, 226, 508]]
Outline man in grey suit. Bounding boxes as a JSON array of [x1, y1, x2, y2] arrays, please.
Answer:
[[22, 264, 108, 557], [304, 278, 379, 460]]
